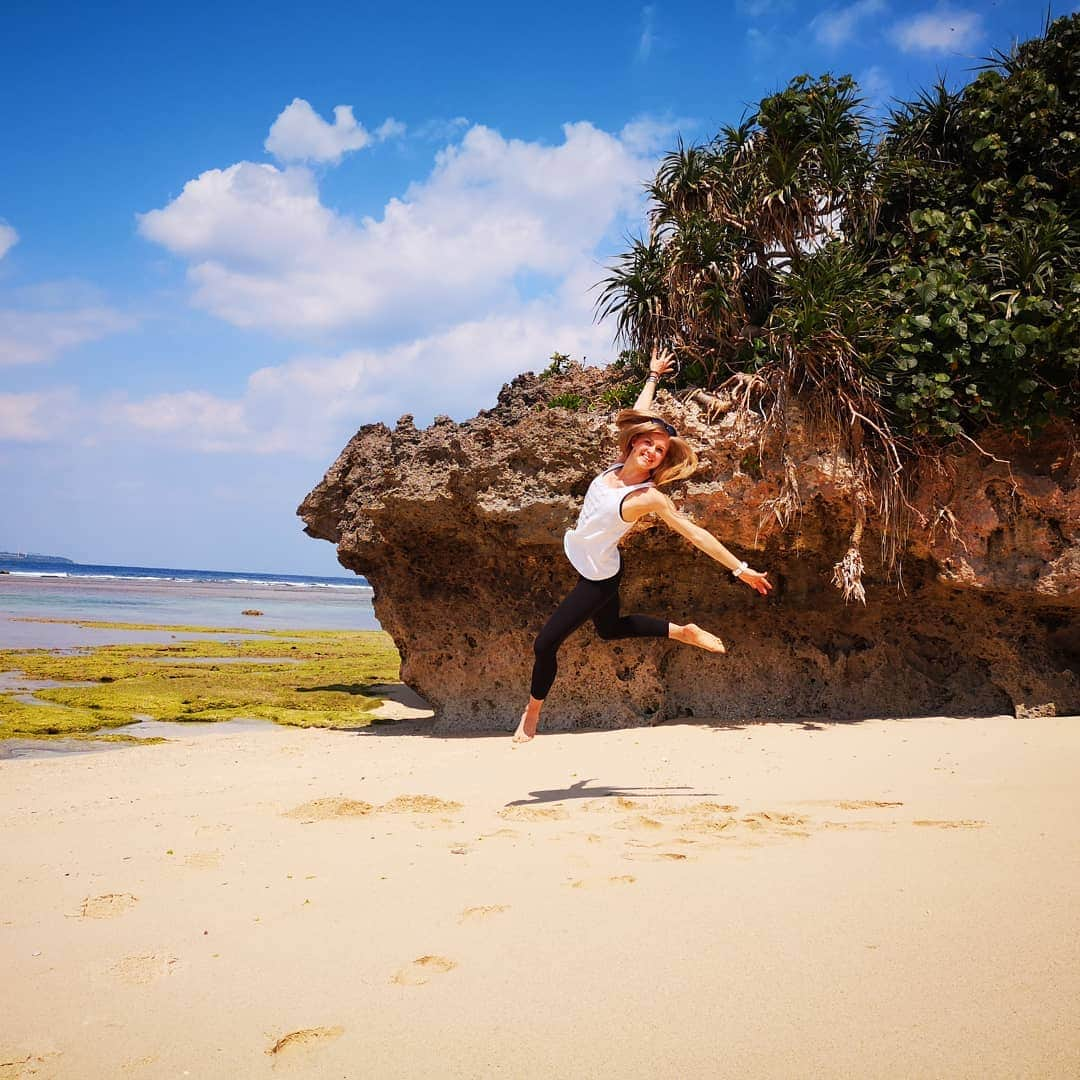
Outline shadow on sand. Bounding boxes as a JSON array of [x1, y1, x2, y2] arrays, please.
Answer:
[[503, 778, 722, 806]]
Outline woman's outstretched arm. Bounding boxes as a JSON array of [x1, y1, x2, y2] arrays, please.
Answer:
[[624, 488, 773, 595], [632, 345, 675, 413]]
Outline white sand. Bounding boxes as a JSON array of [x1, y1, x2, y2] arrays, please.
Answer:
[[2, 713, 1078, 1079]]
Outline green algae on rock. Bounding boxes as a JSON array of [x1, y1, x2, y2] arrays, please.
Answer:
[[0, 625, 401, 742], [0, 695, 136, 741]]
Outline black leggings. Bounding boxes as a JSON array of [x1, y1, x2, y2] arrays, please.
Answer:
[[530, 567, 669, 700]]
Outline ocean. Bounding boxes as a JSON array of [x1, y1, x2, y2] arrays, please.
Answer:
[[0, 556, 379, 648]]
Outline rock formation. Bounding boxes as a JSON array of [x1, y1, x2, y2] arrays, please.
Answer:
[[299, 365, 1079, 730]]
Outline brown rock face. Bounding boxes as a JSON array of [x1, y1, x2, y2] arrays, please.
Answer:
[[298, 367, 1079, 730]]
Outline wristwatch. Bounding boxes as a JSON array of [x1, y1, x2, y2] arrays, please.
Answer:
[[732, 561, 748, 578]]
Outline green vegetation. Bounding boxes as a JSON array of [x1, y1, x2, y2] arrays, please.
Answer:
[[547, 392, 585, 410], [597, 14, 1079, 591], [0, 625, 402, 743], [540, 351, 574, 379]]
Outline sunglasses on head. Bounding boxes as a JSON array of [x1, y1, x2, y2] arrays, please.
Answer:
[[649, 419, 678, 438]]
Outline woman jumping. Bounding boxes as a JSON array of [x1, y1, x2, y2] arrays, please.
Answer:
[[512, 347, 773, 743]]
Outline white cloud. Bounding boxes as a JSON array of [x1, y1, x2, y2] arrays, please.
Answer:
[[736, 0, 792, 15], [376, 117, 406, 141], [109, 391, 249, 452], [98, 268, 613, 458], [138, 119, 662, 336], [858, 64, 893, 112], [0, 221, 17, 260], [48, 111, 674, 457], [0, 306, 134, 366], [638, 5, 656, 61], [413, 116, 470, 142], [810, 0, 886, 48], [745, 26, 773, 59], [619, 115, 687, 154], [0, 390, 76, 441], [890, 7, 982, 53], [264, 99, 403, 164]]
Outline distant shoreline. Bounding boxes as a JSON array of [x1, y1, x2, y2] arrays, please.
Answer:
[[0, 552, 73, 564], [0, 555, 367, 589]]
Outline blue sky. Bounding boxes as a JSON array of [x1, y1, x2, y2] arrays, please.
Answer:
[[0, 0, 1061, 574]]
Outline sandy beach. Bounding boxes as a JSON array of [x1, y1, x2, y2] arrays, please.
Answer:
[[3, 711, 1078, 1079]]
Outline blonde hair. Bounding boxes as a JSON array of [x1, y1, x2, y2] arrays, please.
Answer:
[[615, 409, 698, 487]]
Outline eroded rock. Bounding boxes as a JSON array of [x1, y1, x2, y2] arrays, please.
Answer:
[[299, 367, 1079, 730]]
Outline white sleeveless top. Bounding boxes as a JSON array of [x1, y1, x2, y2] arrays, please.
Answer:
[[563, 464, 655, 580]]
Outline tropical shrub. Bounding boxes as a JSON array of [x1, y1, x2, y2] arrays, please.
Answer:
[[598, 14, 1079, 596]]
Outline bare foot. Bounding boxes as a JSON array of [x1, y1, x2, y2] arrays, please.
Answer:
[[512, 711, 538, 744], [675, 624, 726, 653]]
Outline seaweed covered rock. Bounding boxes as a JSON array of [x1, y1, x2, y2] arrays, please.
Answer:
[[299, 366, 1079, 730]]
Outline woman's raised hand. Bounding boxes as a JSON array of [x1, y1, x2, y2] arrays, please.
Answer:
[[649, 344, 675, 378], [740, 569, 773, 596]]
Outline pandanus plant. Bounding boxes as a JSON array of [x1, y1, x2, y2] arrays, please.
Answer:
[[598, 74, 900, 601]]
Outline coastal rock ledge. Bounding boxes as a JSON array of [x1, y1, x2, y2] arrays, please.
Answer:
[[299, 367, 1079, 731]]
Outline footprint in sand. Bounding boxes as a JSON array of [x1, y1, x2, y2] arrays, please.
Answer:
[[498, 806, 567, 822], [684, 801, 739, 814], [283, 798, 374, 822], [266, 1026, 344, 1057], [479, 827, 519, 840], [110, 953, 178, 986], [614, 797, 645, 810], [625, 837, 697, 847], [120, 1055, 158, 1072], [684, 817, 739, 836], [836, 800, 904, 810], [744, 811, 808, 827], [913, 819, 987, 829], [621, 850, 691, 862], [195, 823, 232, 835], [380, 795, 462, 815], [0, 1050, 61, 1077], [391, 955, 457, 986], [184, 851, 222, 870], [822, 819, 891, 831], [739, 812, 811, 838], [613, 815, 664, 832], [459, 905, 509, 922], [566, 875, 637, 889], [77, 893, 138, 919]]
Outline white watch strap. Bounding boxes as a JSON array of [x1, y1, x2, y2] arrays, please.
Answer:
[[732, 561, 748, 578]]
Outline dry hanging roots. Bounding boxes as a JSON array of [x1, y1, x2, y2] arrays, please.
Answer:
[[831, 546, 866, 604]]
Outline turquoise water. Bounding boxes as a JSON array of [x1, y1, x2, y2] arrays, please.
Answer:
[[0, 570, 379, 649]]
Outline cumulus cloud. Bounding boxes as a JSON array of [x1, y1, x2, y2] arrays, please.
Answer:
[[0, 389, 76, 441], [890, 7, 982, 53], [0, 306, 134, 366], [264, 98, 403, 163], [375, 117, 407, 141], [810, 0, 886, 48], [138, 119, 663, 336], [109, 390, 250, 452], [0, 221, 17, 260], [99, 268, 612, 457], [78, 110, 674, 457]]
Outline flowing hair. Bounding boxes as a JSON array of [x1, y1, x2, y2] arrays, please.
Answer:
[[615, 409, 698, 487]]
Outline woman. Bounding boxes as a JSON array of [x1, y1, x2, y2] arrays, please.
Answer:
[[512, 347, 772, 743]]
